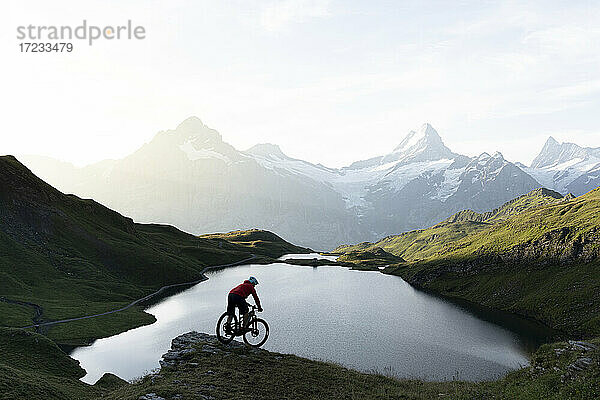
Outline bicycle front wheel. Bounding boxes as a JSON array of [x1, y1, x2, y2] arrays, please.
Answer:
[[216, 312, 236, 344], [243, 318, 269, 347]]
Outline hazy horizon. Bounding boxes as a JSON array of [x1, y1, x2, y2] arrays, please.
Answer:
[[11, 116, 598, 170]]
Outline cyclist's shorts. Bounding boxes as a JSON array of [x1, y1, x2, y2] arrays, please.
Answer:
[[227, 292, 248, 315]]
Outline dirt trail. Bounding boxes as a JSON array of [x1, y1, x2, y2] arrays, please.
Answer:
[[6, 254, 256, 330]]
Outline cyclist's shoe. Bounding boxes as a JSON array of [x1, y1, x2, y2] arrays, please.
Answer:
[[224, 324, 233, 334]]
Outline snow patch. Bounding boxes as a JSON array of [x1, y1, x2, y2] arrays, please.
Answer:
[[179, 140, 229, 163], [433, 167, 465, 202], [524, 155, 600, 193]]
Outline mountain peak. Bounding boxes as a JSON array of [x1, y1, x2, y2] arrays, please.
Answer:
[[141, 117, 235, 163], [246, 143, 289, 159], [421, 122, 437, 135], [530, 136, 597, 169], [383, 123, 454, 165], [392, 123, 442, 153], [545, 136, 559, 147], [163, 116, 223, 144], [176, 116, 205, 131]]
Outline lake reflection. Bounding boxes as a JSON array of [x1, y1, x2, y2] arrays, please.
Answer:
[[71, 254, 551, 383]]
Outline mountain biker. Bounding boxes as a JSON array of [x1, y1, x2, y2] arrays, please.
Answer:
[[226, 276, 262, 332]]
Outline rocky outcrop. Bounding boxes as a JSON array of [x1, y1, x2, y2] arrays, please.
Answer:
[[141, 332, 265, 400], [533, 340, 599, 383], [499, 226, 600, 264], [158, 332, 250, 369], [139, 393, 166, 400]]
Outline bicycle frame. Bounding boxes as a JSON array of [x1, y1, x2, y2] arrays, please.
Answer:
[[218, 303, 268, 347], [230, 304, 258, 336]]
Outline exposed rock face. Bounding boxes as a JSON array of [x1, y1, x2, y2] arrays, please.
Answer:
[[159, 332, 247, 369], [501, 226, 600, 263]]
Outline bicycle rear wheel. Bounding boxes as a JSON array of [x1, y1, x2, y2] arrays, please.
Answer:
[[243, 318, 269, 347], [216, 312, 237, 344]]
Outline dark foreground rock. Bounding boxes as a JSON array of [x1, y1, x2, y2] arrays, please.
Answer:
[[159, 332, 250, 369]]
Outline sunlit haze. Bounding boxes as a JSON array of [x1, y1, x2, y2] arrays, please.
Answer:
[[3, 0, 599, 167]]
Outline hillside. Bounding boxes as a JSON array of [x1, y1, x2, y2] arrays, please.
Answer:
[[384, 188, 600, 336], [336, 247, 405, 270], [25, 331, 593, 400], [0, 155, 304, 345], [443, 188, 567, 224], [334, 187, 570, 261], [2, 155, 598, 399], [427, 187, 599, 262], [333, 187, 600, 336], [3, 322, 599, 399], [200, 229, 311, 257]]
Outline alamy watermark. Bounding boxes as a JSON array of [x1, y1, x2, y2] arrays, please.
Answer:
[[16, 20, 146, 51]]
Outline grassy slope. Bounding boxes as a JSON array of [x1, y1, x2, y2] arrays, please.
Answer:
[[467, 337, 600, 399], [334, 188, 568, 262], [396, 260, 600, 336], [445, 188, 565, 224], [200, 229, 312, 258], [0, 156, 316, 400], [384, 188, 600, 337], [435, 188, 600, 258], [0, 156, 304, 345], [337, 247, 405, 270], [367, 220, 490, 261], [105, 335, 473, 400], [0, 328, 100, 400], [0, 328, 129, 400], [105, 334, 599, 400], [2, 327, 598, 400]]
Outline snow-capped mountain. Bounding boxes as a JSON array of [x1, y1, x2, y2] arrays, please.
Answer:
[[246, 123, 469, 212], [525, 137, 600, 196], [19, 117, 598, 249], [382, 123, 458, 165], [241, 122, 539, 240], [22, 118, 362, 249]]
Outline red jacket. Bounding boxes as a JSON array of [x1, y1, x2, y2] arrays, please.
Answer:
[[230, 280, 261, 307]]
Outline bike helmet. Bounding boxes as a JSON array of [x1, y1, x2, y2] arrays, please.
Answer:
[[248, 276, 259, 285]]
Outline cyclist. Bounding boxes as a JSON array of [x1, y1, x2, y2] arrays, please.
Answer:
[[226, 276, 262, 333]]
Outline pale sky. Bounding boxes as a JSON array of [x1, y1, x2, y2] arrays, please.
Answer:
[[3, 0, 600, 167]]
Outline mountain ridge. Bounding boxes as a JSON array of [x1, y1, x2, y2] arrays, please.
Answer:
[[526, 136, 600, 196], [18, 118, 600, 249], [333, 186, 572, 262]]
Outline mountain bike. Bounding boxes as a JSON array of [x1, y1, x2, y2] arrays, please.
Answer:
[[216, 304, 270, 347]]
